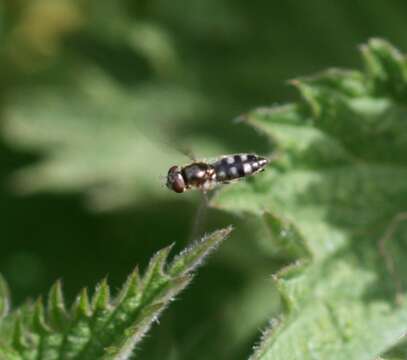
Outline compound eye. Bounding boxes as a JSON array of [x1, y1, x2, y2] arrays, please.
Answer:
[[166, 166, 186, 193], [172, 174, 186, 193]]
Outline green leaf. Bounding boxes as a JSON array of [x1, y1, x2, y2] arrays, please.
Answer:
[[0, 227, 232, 359], [213, 39, 407, 360], [381, 340, 407, 360], [0, 275, 9, 320], [360, 38, 407, 100]]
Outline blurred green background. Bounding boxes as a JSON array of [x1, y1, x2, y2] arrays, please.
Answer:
[[1, 1, 407, 359]]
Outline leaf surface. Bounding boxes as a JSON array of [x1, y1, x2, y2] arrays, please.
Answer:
[[212, 39, 407, 360]]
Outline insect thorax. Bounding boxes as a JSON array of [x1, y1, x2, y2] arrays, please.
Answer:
[[181, 163, 216, 189]]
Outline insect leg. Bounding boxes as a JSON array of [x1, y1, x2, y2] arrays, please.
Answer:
[[188, 191, 210, 243], [378, 212, 407, 304]]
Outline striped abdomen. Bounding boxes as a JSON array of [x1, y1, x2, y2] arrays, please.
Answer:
[[212, 154, 268, 183]]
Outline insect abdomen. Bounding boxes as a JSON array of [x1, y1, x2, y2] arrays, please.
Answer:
[[213, 154, 268, 182]]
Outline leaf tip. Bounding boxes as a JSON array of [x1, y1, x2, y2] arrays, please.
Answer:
[[168, 226, 233, 277], [73, 287, 91, 318], [92, 277, 111, 310]]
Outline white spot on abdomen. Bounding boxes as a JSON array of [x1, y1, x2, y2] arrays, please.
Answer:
[[258, 159, 268, 167], [229, 167, 238, 176], [243, 163, 252, 174], [218, 170, 226, 179], [226, 157, 235, 164]]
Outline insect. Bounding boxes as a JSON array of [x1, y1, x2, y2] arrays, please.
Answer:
[[166, 153, 269, 193]]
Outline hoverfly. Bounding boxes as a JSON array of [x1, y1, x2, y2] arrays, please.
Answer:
[[166, 153, 268, 193]]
